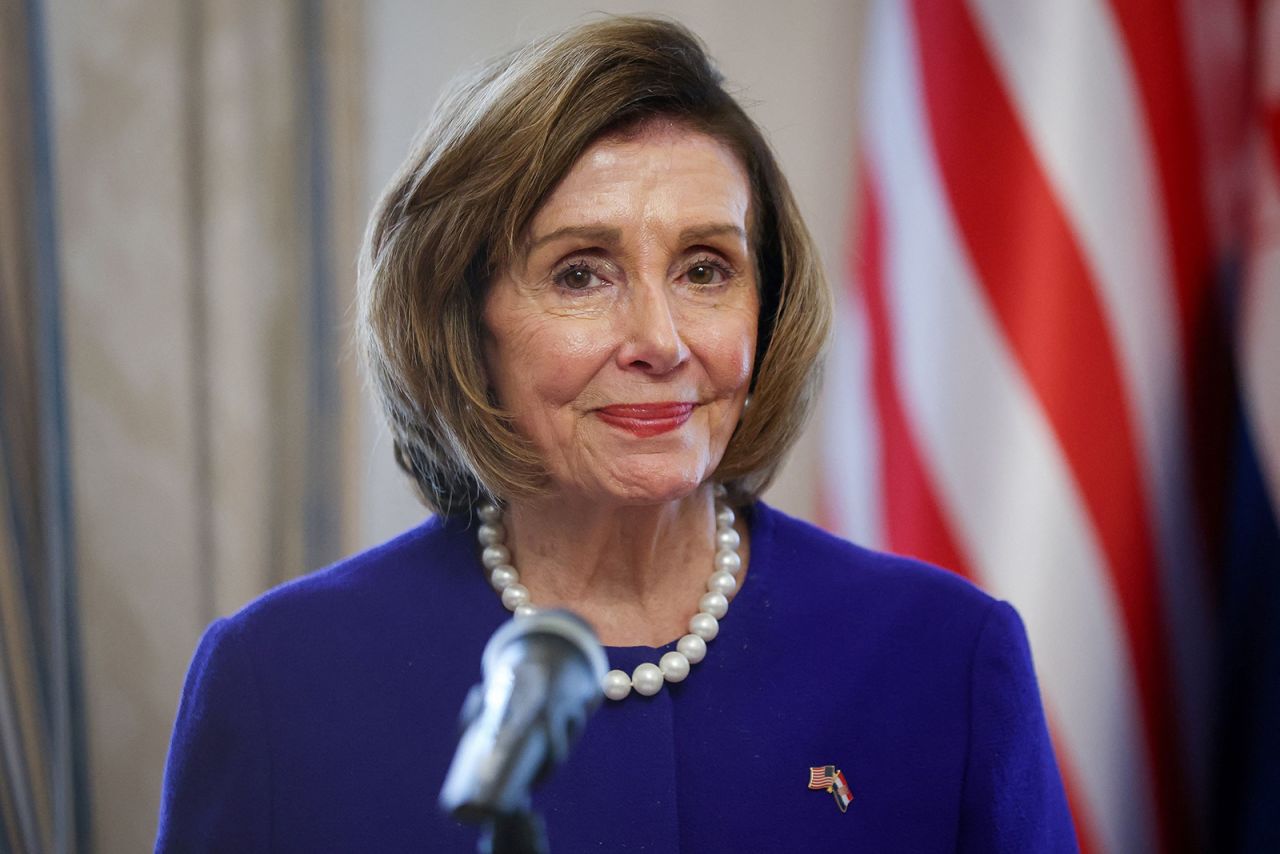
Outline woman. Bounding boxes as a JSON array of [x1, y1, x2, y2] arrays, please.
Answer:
[[157, 16, 1076, 852]]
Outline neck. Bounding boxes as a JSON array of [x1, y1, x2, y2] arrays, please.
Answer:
[[502, 486, 745, 646]]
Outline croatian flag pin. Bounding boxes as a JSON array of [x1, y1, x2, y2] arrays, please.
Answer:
[[808, 765, 854, 813]]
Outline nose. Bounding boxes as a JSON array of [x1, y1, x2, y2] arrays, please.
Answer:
[[617, 283, 690, 375]]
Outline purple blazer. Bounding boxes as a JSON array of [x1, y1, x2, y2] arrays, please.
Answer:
[[156, 502, 1077, 852]]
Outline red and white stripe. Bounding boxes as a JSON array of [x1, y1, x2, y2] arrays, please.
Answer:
[[821, 1, 1254, 850]]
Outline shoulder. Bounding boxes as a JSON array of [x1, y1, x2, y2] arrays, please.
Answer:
[[750, 501, 998, 636], [747, 505, 1074, 849], [218, 513, 475, 643], [161, 512, 498, 790]]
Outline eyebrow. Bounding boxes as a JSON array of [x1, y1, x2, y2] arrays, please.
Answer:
[[525, 222, 747, 254], [526, 225, 622, 254], [678, 223, 747, 244]]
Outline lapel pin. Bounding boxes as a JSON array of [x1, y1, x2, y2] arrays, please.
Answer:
[[808, 764, 854, 813]]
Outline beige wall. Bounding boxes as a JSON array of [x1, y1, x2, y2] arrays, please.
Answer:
[[45, 2, 865, 850]]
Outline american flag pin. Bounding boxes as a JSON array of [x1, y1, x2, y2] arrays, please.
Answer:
[[808, 765, 854, 813]]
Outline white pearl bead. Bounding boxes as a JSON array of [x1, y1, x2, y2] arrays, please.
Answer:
[[689, 612, 719, 641], [677, 633, 707, 664], [500, 583, 529, 610], [715, 527, 741, 551], [714, 549, 742, 575], [632, 663, 664, 696], [659, 651, 690, 682], [477, 523, 505, 546], [603, 669, 632, 700], [698, 592, 729, 619], [482, 544, 510, 570], [489, 566, 518, 591], [477, 502, 738, 702], [713, 482, 727, 498], [707, 571, 737, 597]]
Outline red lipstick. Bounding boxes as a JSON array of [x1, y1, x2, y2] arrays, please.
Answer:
[[595, 402, 695, 437]]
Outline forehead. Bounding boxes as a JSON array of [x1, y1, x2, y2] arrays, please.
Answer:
[[528, 124, 753, 238]]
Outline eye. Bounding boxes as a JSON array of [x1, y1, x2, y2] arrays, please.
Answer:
[[683, 257, 733, 287], [561, 267, 594, 289], [553, 261, 605, 291]]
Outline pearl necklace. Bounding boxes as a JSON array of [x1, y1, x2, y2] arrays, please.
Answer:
[[475, 488, 743, 701]]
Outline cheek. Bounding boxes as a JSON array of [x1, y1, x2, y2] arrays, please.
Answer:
[[487, 318, 615, 411], [700, 316, 758, 393]]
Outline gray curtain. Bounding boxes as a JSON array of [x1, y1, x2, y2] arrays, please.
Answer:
[[0, 1, 88, 852], [28, 1, 364, 847]]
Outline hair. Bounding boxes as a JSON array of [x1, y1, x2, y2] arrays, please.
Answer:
[[358, 15, 831, 515]]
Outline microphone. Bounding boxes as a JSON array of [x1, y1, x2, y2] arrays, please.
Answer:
[[440, 609, 607, 839]]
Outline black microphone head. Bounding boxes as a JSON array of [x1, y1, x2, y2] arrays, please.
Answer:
[[440, 610, 607, 822]]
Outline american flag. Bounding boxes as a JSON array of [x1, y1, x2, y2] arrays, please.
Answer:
[[808, 765, 836, 790], [823, 1, 1280, 851]]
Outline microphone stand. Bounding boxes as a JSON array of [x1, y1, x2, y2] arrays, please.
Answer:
[[478, 808, 548, 854]]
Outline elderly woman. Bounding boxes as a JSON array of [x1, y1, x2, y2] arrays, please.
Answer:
[[157, 16, 1076, 853]]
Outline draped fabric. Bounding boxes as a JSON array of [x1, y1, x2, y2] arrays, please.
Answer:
[[0, 2, 87, 852], [823, 1, 1278, 851], [34, 2, 366, 848]]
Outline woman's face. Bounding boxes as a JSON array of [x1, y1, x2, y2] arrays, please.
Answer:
[[483, 124, 759, 505]]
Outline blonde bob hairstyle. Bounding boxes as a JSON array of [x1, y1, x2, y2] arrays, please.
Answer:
[[359, 16, 831, 515]]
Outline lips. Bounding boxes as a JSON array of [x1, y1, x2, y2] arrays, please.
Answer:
[[595, 402, 696, 438]]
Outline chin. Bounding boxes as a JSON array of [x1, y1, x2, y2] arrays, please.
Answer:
[[593, 462, 710, 507], [606, 484, 702, 507]]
